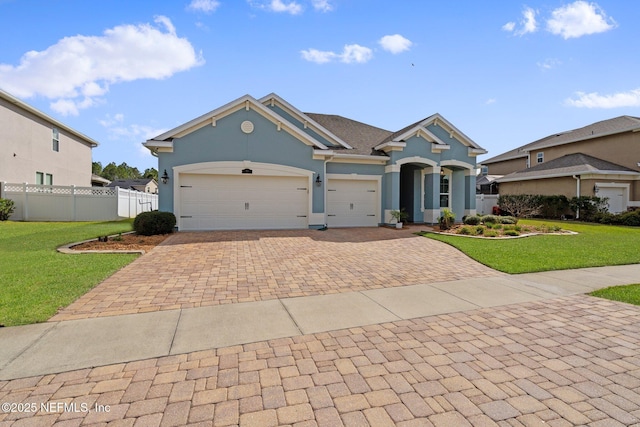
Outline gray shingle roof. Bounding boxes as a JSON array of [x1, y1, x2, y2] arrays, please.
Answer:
[[497, 153, 639, 182], [484, 116, 640, 164], [305, 113, 393, 156], [107, 178, 155, 188]]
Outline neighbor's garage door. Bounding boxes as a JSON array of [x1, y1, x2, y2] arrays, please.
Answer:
[[327, 179, 379, 227], [179, 174, 309, 230], [598, 187, 626, 213]]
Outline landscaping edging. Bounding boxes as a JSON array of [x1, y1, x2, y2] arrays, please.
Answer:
[[57, 231, 146, 254], [422, 230, 578, 240]]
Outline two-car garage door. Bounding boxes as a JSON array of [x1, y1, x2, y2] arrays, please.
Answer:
[[179, 174, 309, 230]]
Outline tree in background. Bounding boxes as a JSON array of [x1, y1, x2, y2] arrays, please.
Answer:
[[92, 162, 151, 181]]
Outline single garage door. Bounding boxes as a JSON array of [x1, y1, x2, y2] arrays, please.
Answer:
[[179, 174, 309, 230], [327, 179, 379, 227], [598, 187, 626, 213]]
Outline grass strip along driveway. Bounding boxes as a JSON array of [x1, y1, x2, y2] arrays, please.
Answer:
[[0, 220, 136, 327], [423, 219, 640, 274]]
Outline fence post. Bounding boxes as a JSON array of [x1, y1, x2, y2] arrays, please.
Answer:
[[72, 185, 77, 221], [23, 182, 29, 221]]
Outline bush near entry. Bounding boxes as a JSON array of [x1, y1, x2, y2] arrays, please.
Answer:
[[133, 211, 176, 236]]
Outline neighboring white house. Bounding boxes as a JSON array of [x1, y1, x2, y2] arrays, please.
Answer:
[[0, 88, 98, 187]]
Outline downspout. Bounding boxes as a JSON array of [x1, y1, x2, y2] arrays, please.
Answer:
[[572, 175, 581, 219]]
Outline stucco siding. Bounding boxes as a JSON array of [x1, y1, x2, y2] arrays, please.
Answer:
[[1, 97, 92, 186], [485, 156, 528, 175], [531, 133, 640, 173], [499, 177, 580, 198], [158, 108, 324, 213]]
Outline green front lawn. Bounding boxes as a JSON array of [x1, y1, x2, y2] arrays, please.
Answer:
[[0, 220, 137, 326], [423, 220, 640, 274], [590, 284, 640, 306]]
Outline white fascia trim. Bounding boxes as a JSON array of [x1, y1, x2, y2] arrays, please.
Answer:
[[440, 159, 475, 170], [595, 182, 631, 189], [498, 170, 640, 183], [143, 140, 174, 154], [468, 147, 488, 156], [1, 88, 99, 147], [422, 113, 484, 149], [151, 94, 328, 150], [259, 93, 353, 149], [395, 156, 438, 168], [312, 150, 389, 163], [373, 141, 406, 151]]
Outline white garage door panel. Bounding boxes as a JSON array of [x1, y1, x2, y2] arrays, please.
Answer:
[[598, 188, 626, 214], [327, 179, 379, 227], [179, 174, 308, 230]]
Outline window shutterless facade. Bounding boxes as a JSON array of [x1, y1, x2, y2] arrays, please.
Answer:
[[36, 172, 44, 185], [537, 152, 544, 163], [439, 174, 450, 208], [52, 128, 59, 152]]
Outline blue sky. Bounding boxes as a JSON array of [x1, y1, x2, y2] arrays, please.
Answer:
[[1, 0, 638, 171]]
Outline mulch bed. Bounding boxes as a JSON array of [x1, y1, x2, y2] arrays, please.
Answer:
[[71, 233, 170, 252]]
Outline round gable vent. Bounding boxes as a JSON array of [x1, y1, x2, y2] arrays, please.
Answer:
[[241, 120, 254, 134]]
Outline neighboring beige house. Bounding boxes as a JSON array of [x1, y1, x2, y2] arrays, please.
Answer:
[[0, 88, 98, 187], [481, 116, 640, 213], [107, 178, 158, 194]]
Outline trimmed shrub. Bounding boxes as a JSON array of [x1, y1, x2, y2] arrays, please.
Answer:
[[619, 210, 640, 227], [0, 198, 15, 221], [504, 230, 520, 236], [457, 226, 472, 235], [569, 196, 608, 222], [463, 215, 482, 225], [133, 211, 176, 236], [491, 223, 503, 230], [499, 216, 518, 224], [475, 226, 485, 235], [482, 215, 499, 224]]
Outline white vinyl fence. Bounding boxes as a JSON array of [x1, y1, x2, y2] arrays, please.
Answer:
[[1, 182, 158, 222], [475, 194, 499, 215]]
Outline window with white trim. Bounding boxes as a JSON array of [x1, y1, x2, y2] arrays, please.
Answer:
[[52, 128, 59, 152], [45, 173, 53, 185], [439, 174, 450, 208], [36, 172, 44, 185], [537, 152, 544, 164]]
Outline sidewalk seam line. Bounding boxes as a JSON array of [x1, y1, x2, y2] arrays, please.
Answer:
[[0, 322, 59, 375], [277, 298, 304, 336], [167, 309, 183, 356], [358, 291, 403, 321]]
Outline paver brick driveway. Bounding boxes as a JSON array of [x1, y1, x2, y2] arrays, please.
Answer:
[[51, 227, 502, 321], [3, 296, 640, 426]]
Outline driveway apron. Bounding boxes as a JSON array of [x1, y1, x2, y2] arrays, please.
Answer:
[[50, 227, 503, 321]]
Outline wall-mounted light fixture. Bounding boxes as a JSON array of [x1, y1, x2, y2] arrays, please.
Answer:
[[161, 169, 169, 184], [315, 174, 322, 186]]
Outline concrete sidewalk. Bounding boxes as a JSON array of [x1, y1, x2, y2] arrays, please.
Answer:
[[1, 264, 639, 381]]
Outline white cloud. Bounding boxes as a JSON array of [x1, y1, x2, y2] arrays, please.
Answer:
[[249, 0, 303, 14], [300, 49, 337, 64], [537, 58, 562, 71], [341, 44, 373, 63], [547, 1, 616, 39], [301, 44, 373, 64], [485, 98, 497, 105], [502, 22, 516, 32], [503, 6, 538, 36], [187, 0, 221, 13], [565, 89, 640, 108], [0, 16, 203, 116], [378, 34, 413, 54], [311, 0, 332, 12]]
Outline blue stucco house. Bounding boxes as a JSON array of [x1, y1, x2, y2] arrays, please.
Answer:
[[143, 93, 486, 231]]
